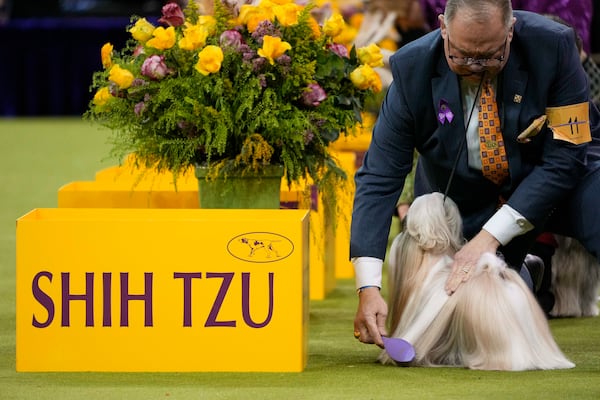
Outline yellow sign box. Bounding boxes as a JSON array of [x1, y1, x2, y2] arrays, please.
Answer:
[[16, 208, 309, 372], [58, 181, 199, 209]]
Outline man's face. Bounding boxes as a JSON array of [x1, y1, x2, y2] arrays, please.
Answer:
[[439, 7, 515, 83]]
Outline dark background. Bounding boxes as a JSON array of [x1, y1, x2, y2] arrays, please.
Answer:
[[0, 0, 598, 116], [0, 1, 164, 116]]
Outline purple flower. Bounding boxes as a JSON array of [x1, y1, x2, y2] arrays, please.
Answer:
[[258, 74, 267, 88], [133, 45, 145, 58], [438, 98, 454, 124], [303, 130, 315, 145], [302, 83, 327, 107], [141, 55, 172, 80], [134, 101, 146, 116], [158, 2, 185, 27], [251, 20, 280, 44], [277, 54, 291, 66], [327, 43, 349, 58], [220, 30, 245, 50], [108, 82, 119, 97], [252, 57, 267, 72], [239, 44, 255, 61], [134, 93, 152, 116], [131, 78, 147, 87]]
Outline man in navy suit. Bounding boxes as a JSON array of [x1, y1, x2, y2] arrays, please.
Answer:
[[351, 0, 600, 347]]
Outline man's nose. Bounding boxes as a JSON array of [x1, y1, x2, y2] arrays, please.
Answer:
[[466, 62, 486, 72]]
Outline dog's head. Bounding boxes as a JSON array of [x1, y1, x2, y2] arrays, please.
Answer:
[[404, 192, 463, 254]]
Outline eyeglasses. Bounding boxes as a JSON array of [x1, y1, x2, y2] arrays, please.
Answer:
[[446, 35, 507, 67]]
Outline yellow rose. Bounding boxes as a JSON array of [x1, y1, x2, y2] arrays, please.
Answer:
[[350, 64, 382, 93], [357, 43, 384, 68], [129, 18, 155, 43], [370, 70, 383, 93], [101, 42, 113, 69], [197, 15, 217, 35], [195, 45, 224, 75], [265, 0, 293, 5], [349, 13, 364, 29], [179, 22, 209, 51], [92, 87, 112, 107], [378, 38, 398, 52], [109, 64, 135, 89], [273, 3, 302, 27], [257, 35, 291, 65], [238, 5, 273, 32], [147, 26, 176, 50], [333, 25, 357, 45], [307, 16, 322, 38], [323, 13, 345, 38]]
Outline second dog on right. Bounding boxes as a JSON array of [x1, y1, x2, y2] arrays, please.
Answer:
[[550, 235, 600, 318]]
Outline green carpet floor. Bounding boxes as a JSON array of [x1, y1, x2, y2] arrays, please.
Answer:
[[0, 118, 599, 399]]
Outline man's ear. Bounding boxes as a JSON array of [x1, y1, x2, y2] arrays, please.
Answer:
[[438, 14, 447, 38], [508, 17, 516, 41]]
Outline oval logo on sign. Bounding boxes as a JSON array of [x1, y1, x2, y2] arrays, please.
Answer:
[[227, 232, 294, 263]]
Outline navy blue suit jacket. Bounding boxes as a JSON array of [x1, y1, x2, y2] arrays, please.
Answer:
[[350, 11, 600, 260]]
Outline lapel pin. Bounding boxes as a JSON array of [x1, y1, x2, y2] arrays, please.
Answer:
[[437, 98, 454, 124], [513, 94, 522, 103]]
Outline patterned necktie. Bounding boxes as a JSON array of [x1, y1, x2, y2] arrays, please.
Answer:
[[479, 81, 509, 185]]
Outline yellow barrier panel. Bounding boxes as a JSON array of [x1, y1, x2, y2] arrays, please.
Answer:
[[329, 113, 374, 153], [94, 165, 198, 190], [280, 182, 335, 300], [58, 181, 199, 209], [16, 208, 309, 372], [330, 151, 356, 279]]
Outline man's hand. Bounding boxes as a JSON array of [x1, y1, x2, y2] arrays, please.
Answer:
[[353, 287, 388, 347], [445, 230, 501, 295], [397, 203, 410, 221]]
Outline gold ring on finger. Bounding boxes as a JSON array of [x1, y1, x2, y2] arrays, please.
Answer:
[[354, 331, 361, 339]]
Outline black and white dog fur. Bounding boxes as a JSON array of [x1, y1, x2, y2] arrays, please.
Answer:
[[381, 192, 574, 370]]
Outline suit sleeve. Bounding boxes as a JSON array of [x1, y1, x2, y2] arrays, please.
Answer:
[[507, 30, 593, 228], [350, 78, 416, 260]]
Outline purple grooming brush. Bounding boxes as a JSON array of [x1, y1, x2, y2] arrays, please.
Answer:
[[382, 336, 416, 363]]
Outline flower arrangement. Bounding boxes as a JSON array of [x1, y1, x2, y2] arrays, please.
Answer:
[[85, 0, 382, 192]]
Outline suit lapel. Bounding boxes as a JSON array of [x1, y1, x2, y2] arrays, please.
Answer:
[[499, 50, 528, 179], [431, 57, 468, 170]]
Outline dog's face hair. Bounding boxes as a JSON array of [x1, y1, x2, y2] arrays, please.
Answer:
[[387, 193, 464, 333], [383, 193, 575, 371]]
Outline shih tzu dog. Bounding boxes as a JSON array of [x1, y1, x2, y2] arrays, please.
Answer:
[[381, 192, 574, 370], [550, 235, 600, 318]]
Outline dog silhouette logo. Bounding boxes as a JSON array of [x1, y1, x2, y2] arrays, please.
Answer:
[[228, 232, 294, 263]]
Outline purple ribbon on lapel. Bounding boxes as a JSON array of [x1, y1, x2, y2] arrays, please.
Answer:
[[438, 99, 454, 124]]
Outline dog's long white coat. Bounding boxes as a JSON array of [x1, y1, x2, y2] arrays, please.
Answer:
[[382, 193, 575, 370]]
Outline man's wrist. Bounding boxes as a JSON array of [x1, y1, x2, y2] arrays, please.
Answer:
[[356, 285, 381, 295]]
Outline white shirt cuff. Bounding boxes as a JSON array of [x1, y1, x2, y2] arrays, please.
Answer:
[[482, 204, 534, 245], [352, 256, 383, 290]]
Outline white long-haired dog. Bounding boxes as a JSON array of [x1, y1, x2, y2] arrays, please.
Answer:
[[551, 235, 600, 318], [381, 192, 574, 370]]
